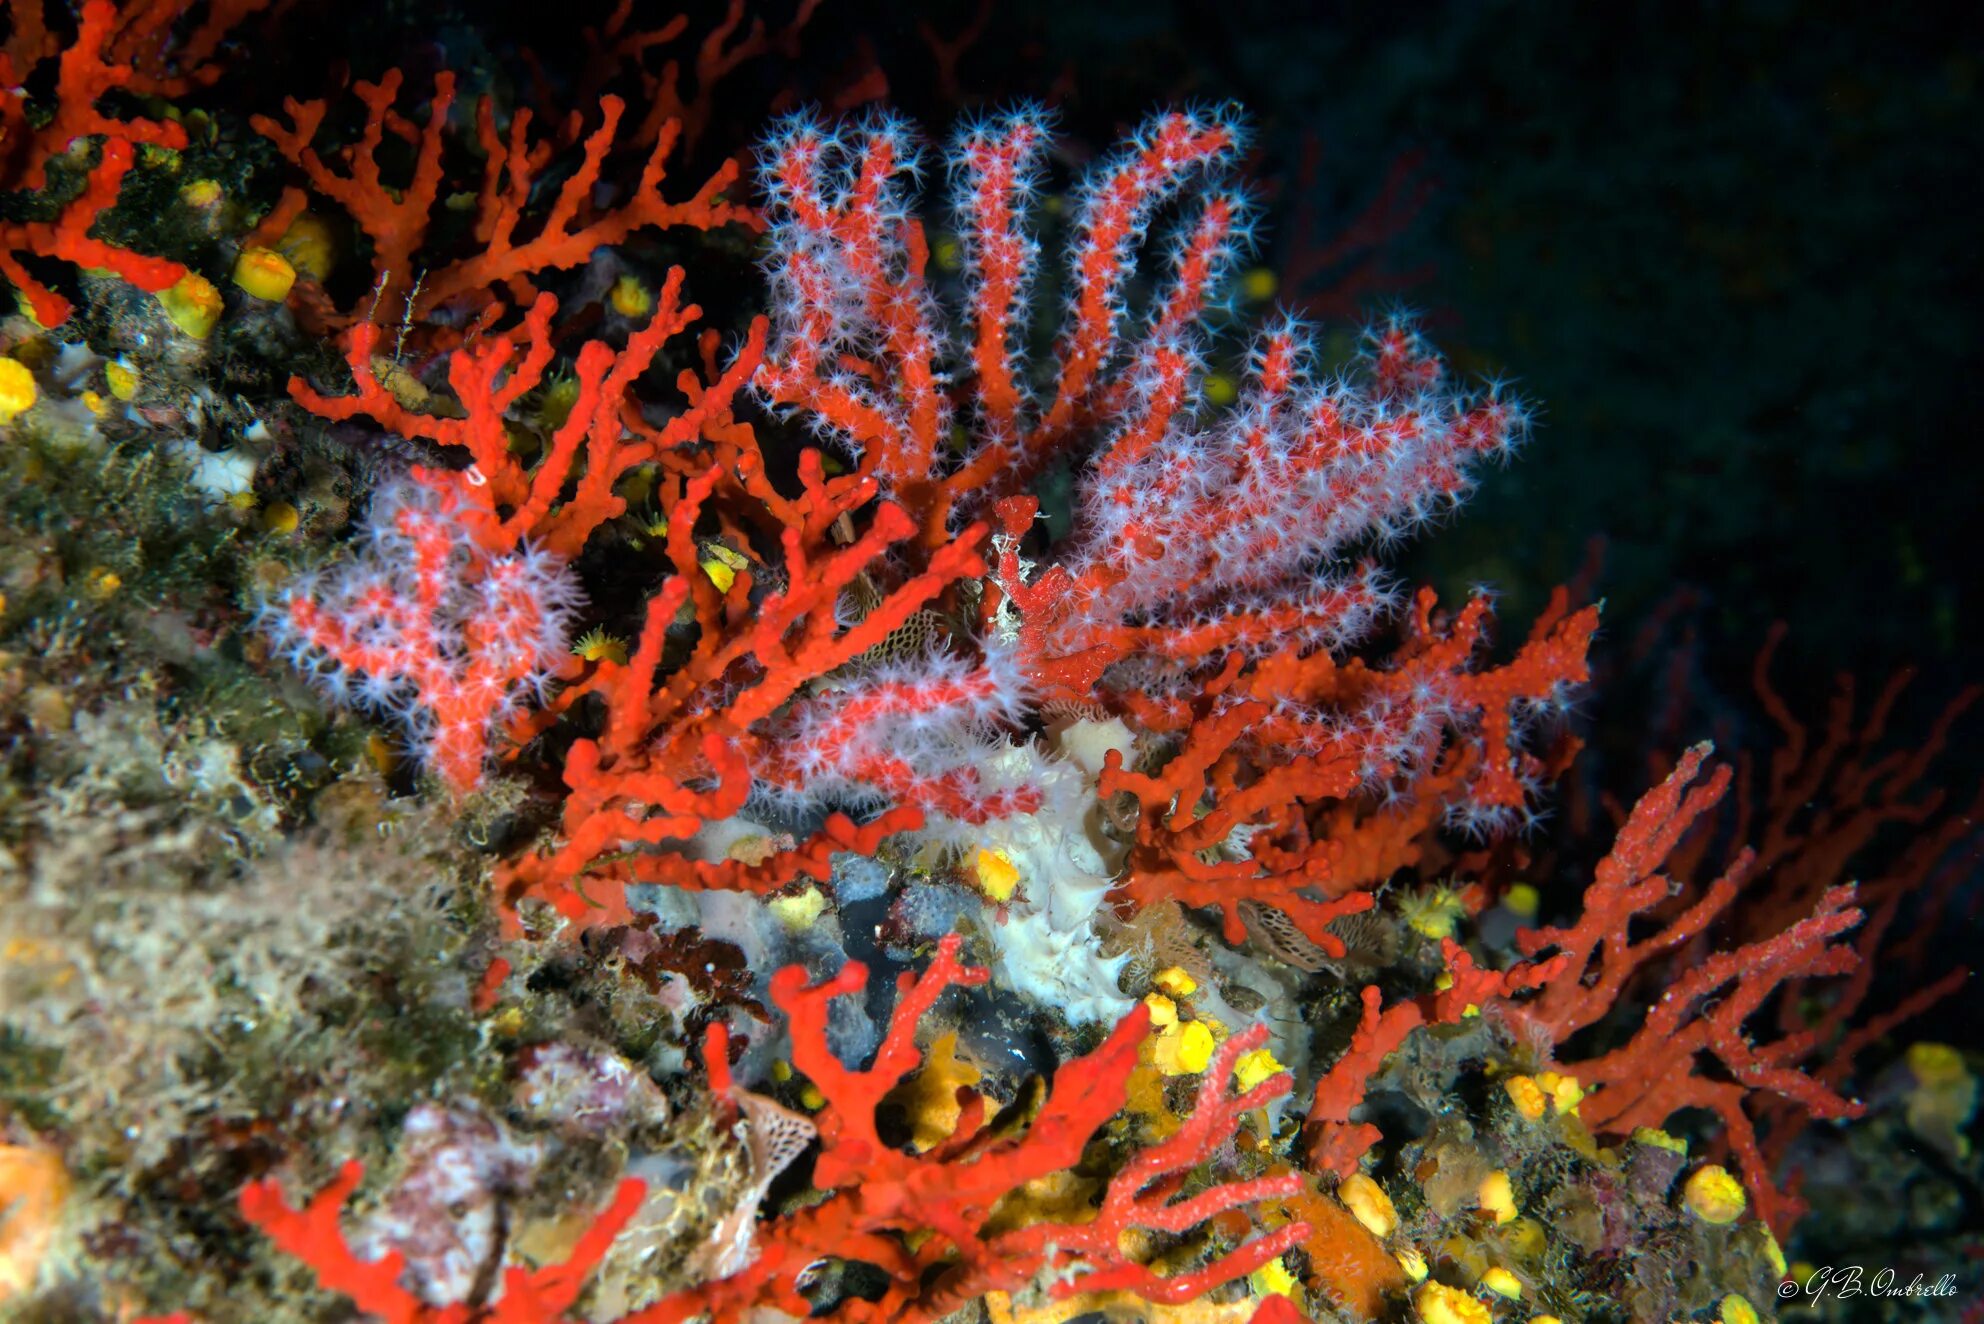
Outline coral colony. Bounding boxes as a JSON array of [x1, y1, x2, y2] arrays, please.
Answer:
[[0, 5, 1972, 1324]]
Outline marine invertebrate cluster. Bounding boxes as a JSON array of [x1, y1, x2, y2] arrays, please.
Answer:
[[259, 479, 584, 795], [0, 0, 201, 325], [0, 5, 1970, 1324]]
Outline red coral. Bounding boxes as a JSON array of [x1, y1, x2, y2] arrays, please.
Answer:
[[1, 0, 189, 191], [261, 479, 582, 795], [745, 108, 1591, 942], [640, 933, 1306, 1324], [1099, 698, 1379, 954], [1099, 589, 1597, 954], [249, 65, 752, 336], [1508, 744, 1868, 1234], [1293, 745, 1875, 1232], [1304, 943, 1563, 1178], [494, 447, 989, 927], [0, 0, 205, 325], [288, 284, 764, 558], [0, 136, 185, 326], [238, 1159, 646, 1324], [1648, 629, 1979, 1223], [226, 936, 1300, 1324], [577, 0, 826, 157]]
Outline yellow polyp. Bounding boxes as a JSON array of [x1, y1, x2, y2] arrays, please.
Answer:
[[1393, 1246, 1429, 1282], [158, 272, 223, 339], [1477, 1170, 1517, 1224], [1151, 1020, 1215, 1076], [1413, 1281, 1490, 1324], [364, 732, 397, 777], [888, 1031, 985, 1151], [262, 501, 300, 535], [179, 178, 224, 208], [1248, 1255, 1299, 1300], [573, 627, 629, 665], [80, 389, 107, 415], [232, 246, 297, 302], [608, 274, 655, 319], [1504, 1075, 1548, 1121], [276, 212, 337, 281], [103, 359, 136, 402], [1441, 1234, 1489, 1279], [768, 887, 827, 932], [1481, 1267, 1522, 1301], [799, 1083, 825, 1111], [1240, 267, 1278, 302], [227, 491, 258, 513], [1233, 1047, 1284, 1093], [538, 375, 581, 428], [1561, 1113, 1601, 1163], [1336, 1173, 1398, 1238], [1203, 372, 1238, 407], [1535, 1070, 1584, 1115], [1501, 1216, 1546, 1260], [932, 233, 963, 272], [983, 1170, 1099, 1239], [1682, 1164, 1746, 1224], [1631, 1126, 1687, 1154], [1401, 883, 1468, 939], [1908, 1042, 1968, 1087], [1153, 965, 1198, 998], [1720, 1294, 1760, 1324], [0, 358, 37, 423], [1143, 993, 1179, 1029], [972, 847, 1021, 901], [1760, 1227, 1787, 1278], [770, 1059, 793, 1082], [700, 543, 749, 594], [85, 567, 121, 599], [373, 358, 433, 411], [701, 557, 737, 593], [1504, 882, 1540, 918]]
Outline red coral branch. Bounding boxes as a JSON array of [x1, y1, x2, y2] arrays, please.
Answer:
[[262, 480, 581, 796], [218, 937, 1301, 1324], [0, 1, 201, 325], [0, 136, 185, 326], [1303, 943, 1563, 1177], [288, 285, 766, 557], [1509, 744, 1869, 1234], [251, 69, 752, 335], [5, 0, 189, 190], [631, 934, 1305, 1324], [238, 1159, 646, 1324], [495, 447, 988, 926]]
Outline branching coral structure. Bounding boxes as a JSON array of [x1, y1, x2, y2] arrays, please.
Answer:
[[0, 9, 1956, 1324]]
